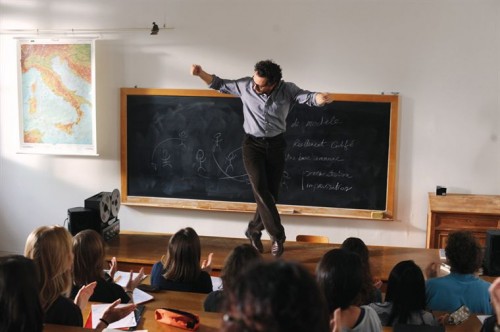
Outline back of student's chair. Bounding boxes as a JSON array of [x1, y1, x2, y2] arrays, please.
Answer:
[[296, 235, 329, 243]]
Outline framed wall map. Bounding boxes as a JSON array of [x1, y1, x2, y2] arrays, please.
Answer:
[[17, 38, 97, 155]]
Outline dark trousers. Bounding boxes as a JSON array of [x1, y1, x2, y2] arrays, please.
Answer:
[[242, 134, 286, 242]]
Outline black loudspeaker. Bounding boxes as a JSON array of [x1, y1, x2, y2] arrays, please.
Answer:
[[67, 207, 100, 236], [484, 230, 500, 276]]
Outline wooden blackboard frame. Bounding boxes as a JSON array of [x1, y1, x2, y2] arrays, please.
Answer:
[[120, 88, 399, 220]]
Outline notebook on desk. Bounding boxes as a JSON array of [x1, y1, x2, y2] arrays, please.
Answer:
[[85, 304, 145, 331]]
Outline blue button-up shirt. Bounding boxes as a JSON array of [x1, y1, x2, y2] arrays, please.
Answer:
[[209, 75, 320, 138]]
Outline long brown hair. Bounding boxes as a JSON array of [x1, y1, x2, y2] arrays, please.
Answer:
[[72, 229, 106, 286], [162, 227, 202, 282], [24, 225, 73, 312]]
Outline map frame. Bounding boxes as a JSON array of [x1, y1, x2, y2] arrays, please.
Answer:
[[17, 38, 97, 156]]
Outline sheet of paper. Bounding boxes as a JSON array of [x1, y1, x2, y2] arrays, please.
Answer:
[[476, 315, 491, 324], [91, 303, 136, 329], [211, 276, 222, 291], [132, 287, 154, 304]]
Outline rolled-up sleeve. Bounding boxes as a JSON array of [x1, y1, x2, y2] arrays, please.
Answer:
[[209, 75, 243, 97]]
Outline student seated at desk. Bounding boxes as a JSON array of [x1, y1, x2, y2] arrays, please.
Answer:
[[369, 260, 439, 327], [204, 243, 262, 312], [0, 255, 43, 332], [316, 248, 382, 332], [425, 231, 492, 315], [24, 225, 136, 330], [151, 227, 213, 293], [71, 229, 144, 303], [222, 260, 330, 332], [341, 237, 382, 305]]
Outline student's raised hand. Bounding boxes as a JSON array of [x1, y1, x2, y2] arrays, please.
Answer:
[[74, 281, 97, 311], [201, 252, 214, 273], [97, 299, 137, 331], [108, 256, 118, 279], [125, 267, 145, 292]]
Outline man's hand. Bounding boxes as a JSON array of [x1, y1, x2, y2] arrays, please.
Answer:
[[191, 64, 202, 76], [316, 93, 334, 106], [190, 64, 213, 85]]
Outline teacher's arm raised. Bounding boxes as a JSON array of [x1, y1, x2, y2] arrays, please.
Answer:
[[191, 64, 214, 85]]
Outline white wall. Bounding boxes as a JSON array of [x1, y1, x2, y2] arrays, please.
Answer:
[[1, 0, 499, 254]]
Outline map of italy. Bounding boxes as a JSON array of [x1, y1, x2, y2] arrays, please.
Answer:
[[20, 43, 93, 146]]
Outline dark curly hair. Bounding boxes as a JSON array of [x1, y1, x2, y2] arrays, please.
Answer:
[[220, 244, 261, 291], [222, 260, 330, 332], [254, 60, 282, 86], [445, 231, 483, 274]]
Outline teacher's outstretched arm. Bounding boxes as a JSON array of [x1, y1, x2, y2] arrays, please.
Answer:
[[191, 64, 214, 85]]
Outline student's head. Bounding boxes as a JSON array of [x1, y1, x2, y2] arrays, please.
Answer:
[[222, 260, 330, 332], [24, 225, 74, 311], [220, 244, 261, 291], [0, 255, 43, 332], [445, 231, 482, 274], [316, 248, 363, 312], [253, 60, 282, 94], [385, 260, 427, 325], [341, 237, 369, 264], [73, 229, 106, 286], [341, 237, 375, 305], [162, 227, 202, 282]]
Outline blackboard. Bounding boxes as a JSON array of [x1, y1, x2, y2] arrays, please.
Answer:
[[121, 88, 399, 220]]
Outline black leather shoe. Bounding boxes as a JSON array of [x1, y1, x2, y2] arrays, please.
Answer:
[[271, 240, 284, 257], [245, 230, 264, 253]]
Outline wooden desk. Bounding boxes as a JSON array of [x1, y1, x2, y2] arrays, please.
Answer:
[[43, 288, 483, 332], [106, 231, 445, 282], [426, 192, 500, 248], [45, 290, 221, 332]]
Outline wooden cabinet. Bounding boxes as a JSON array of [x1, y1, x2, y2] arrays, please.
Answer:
[[426, 193, 500, 248]]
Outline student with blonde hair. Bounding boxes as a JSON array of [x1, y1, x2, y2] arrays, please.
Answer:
[[72, 229, 144, 303], [25, 225, 136, 329]]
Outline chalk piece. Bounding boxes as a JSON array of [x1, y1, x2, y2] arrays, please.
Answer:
[[371, 211, 384, 219]]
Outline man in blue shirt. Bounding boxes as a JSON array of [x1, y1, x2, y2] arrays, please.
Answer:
[[191, 60, 332, 256]]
